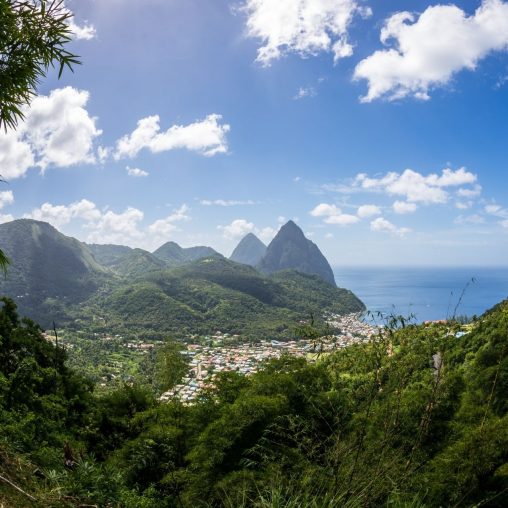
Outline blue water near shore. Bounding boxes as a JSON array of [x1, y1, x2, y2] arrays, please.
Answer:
[[334, 267, 508, 323]]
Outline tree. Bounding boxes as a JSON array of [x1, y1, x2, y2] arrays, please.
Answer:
[[0, 0, 80, 130], [0, 0, 80, 273], [155, 341, 189, 393]]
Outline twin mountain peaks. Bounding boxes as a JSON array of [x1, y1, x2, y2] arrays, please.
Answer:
[[0, 218, 362, 336], [3, 218, 336, 285], [230, 221, 335, 285]]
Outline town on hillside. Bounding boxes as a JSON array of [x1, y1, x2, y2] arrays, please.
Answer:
[[161, 313, 378, 403]]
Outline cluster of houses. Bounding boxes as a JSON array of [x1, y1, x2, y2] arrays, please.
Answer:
[[161, 313, 378, 403]]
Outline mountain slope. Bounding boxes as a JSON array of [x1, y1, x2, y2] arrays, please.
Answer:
[[78, 257, 364, 339], [110, 248, 167, 277], [152, 241, 222, 267], [0, 219, 110, 325], [0, 220, 362, 336], [230, 233, 267, 266], [258, 221, 336, 286], [88, 243, 133, 267]]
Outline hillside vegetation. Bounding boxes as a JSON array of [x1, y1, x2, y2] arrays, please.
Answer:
[[78, 257, 364, 339], [0, 220, 110, 324], [0, 220, 363, 337], [0, 296, 507, 506]]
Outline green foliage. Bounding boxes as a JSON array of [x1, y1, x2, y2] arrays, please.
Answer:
[[0, 297, 94, 471], [154, 341, 189, 393], [0, 0, 80, 130], [110, 248, 168, 277], [88, 242, 133, 267], [1, 285, 508, 506], [91, 299, 507, 507]]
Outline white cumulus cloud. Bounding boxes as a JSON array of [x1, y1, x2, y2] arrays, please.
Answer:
[[115, 114, 230, 159], [457, 184, 482, 198], [24, 199, 192, 247], [126, 166, 149, 177], [0, 191, 14, 210], [87, 207, 145, 245], [148, 205, 190, 237], [325, 213, 360, 225], [0, 87, 101, 178], [354, 0, 508, 102], [258, 226, 277, 243], [357, 204, 381, 218], [25, 199, 101, 228], [393, 201, 417, 214], [485, 203, 508, 218], [370, 217, 411, 237], [63, 1, 96, 40], [310, 203, 342, 217], [0, 129, 34, 179], [218, 219, 255, 239], [310, 202, 361, 226], [68, 19, 96, 40], [0, 214, 14, 224], [24, 87, 101, 169], [240, 0, 371, 66], [355, 167, 477, 204]]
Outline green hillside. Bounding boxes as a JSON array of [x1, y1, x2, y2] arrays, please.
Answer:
[[109, 248, 167, 277], [152, 241, 222, 267], [77, 257, 365, 339], [0, 220, 111, 325], [88, 243, 133, 266], [0, 220, 364, 337]]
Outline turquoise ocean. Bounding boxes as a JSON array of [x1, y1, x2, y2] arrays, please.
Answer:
[[334, 267, 508, 323]]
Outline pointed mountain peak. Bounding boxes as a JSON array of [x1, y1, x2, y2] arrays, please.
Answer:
[[154, 240, 182, 253], [230, 233, 267, 267], [244, 232, 262, 241], [277, 220, 306, 238], [258, 221, 336, 286], [240, 232, 265, 245], [282, 219, 299, 229]]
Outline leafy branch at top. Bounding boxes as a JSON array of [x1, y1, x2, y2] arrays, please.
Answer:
[[0, 0, 81, 130]]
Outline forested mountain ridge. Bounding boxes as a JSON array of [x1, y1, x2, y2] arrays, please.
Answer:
[[109, 248, 168, 277], [0, 220, 110, 324], [77, 257, 364, 339], [258, 220, 336, 286], [0, 219, 363, 335], [87, 243, 133, 266], [152, 241, 223, 267]]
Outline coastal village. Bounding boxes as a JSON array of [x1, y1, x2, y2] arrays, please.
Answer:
[[161, 313, 378, 403], [43, 313, 378, 400]]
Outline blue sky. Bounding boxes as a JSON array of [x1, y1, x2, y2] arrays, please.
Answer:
[[1, 0, 508, 266]]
